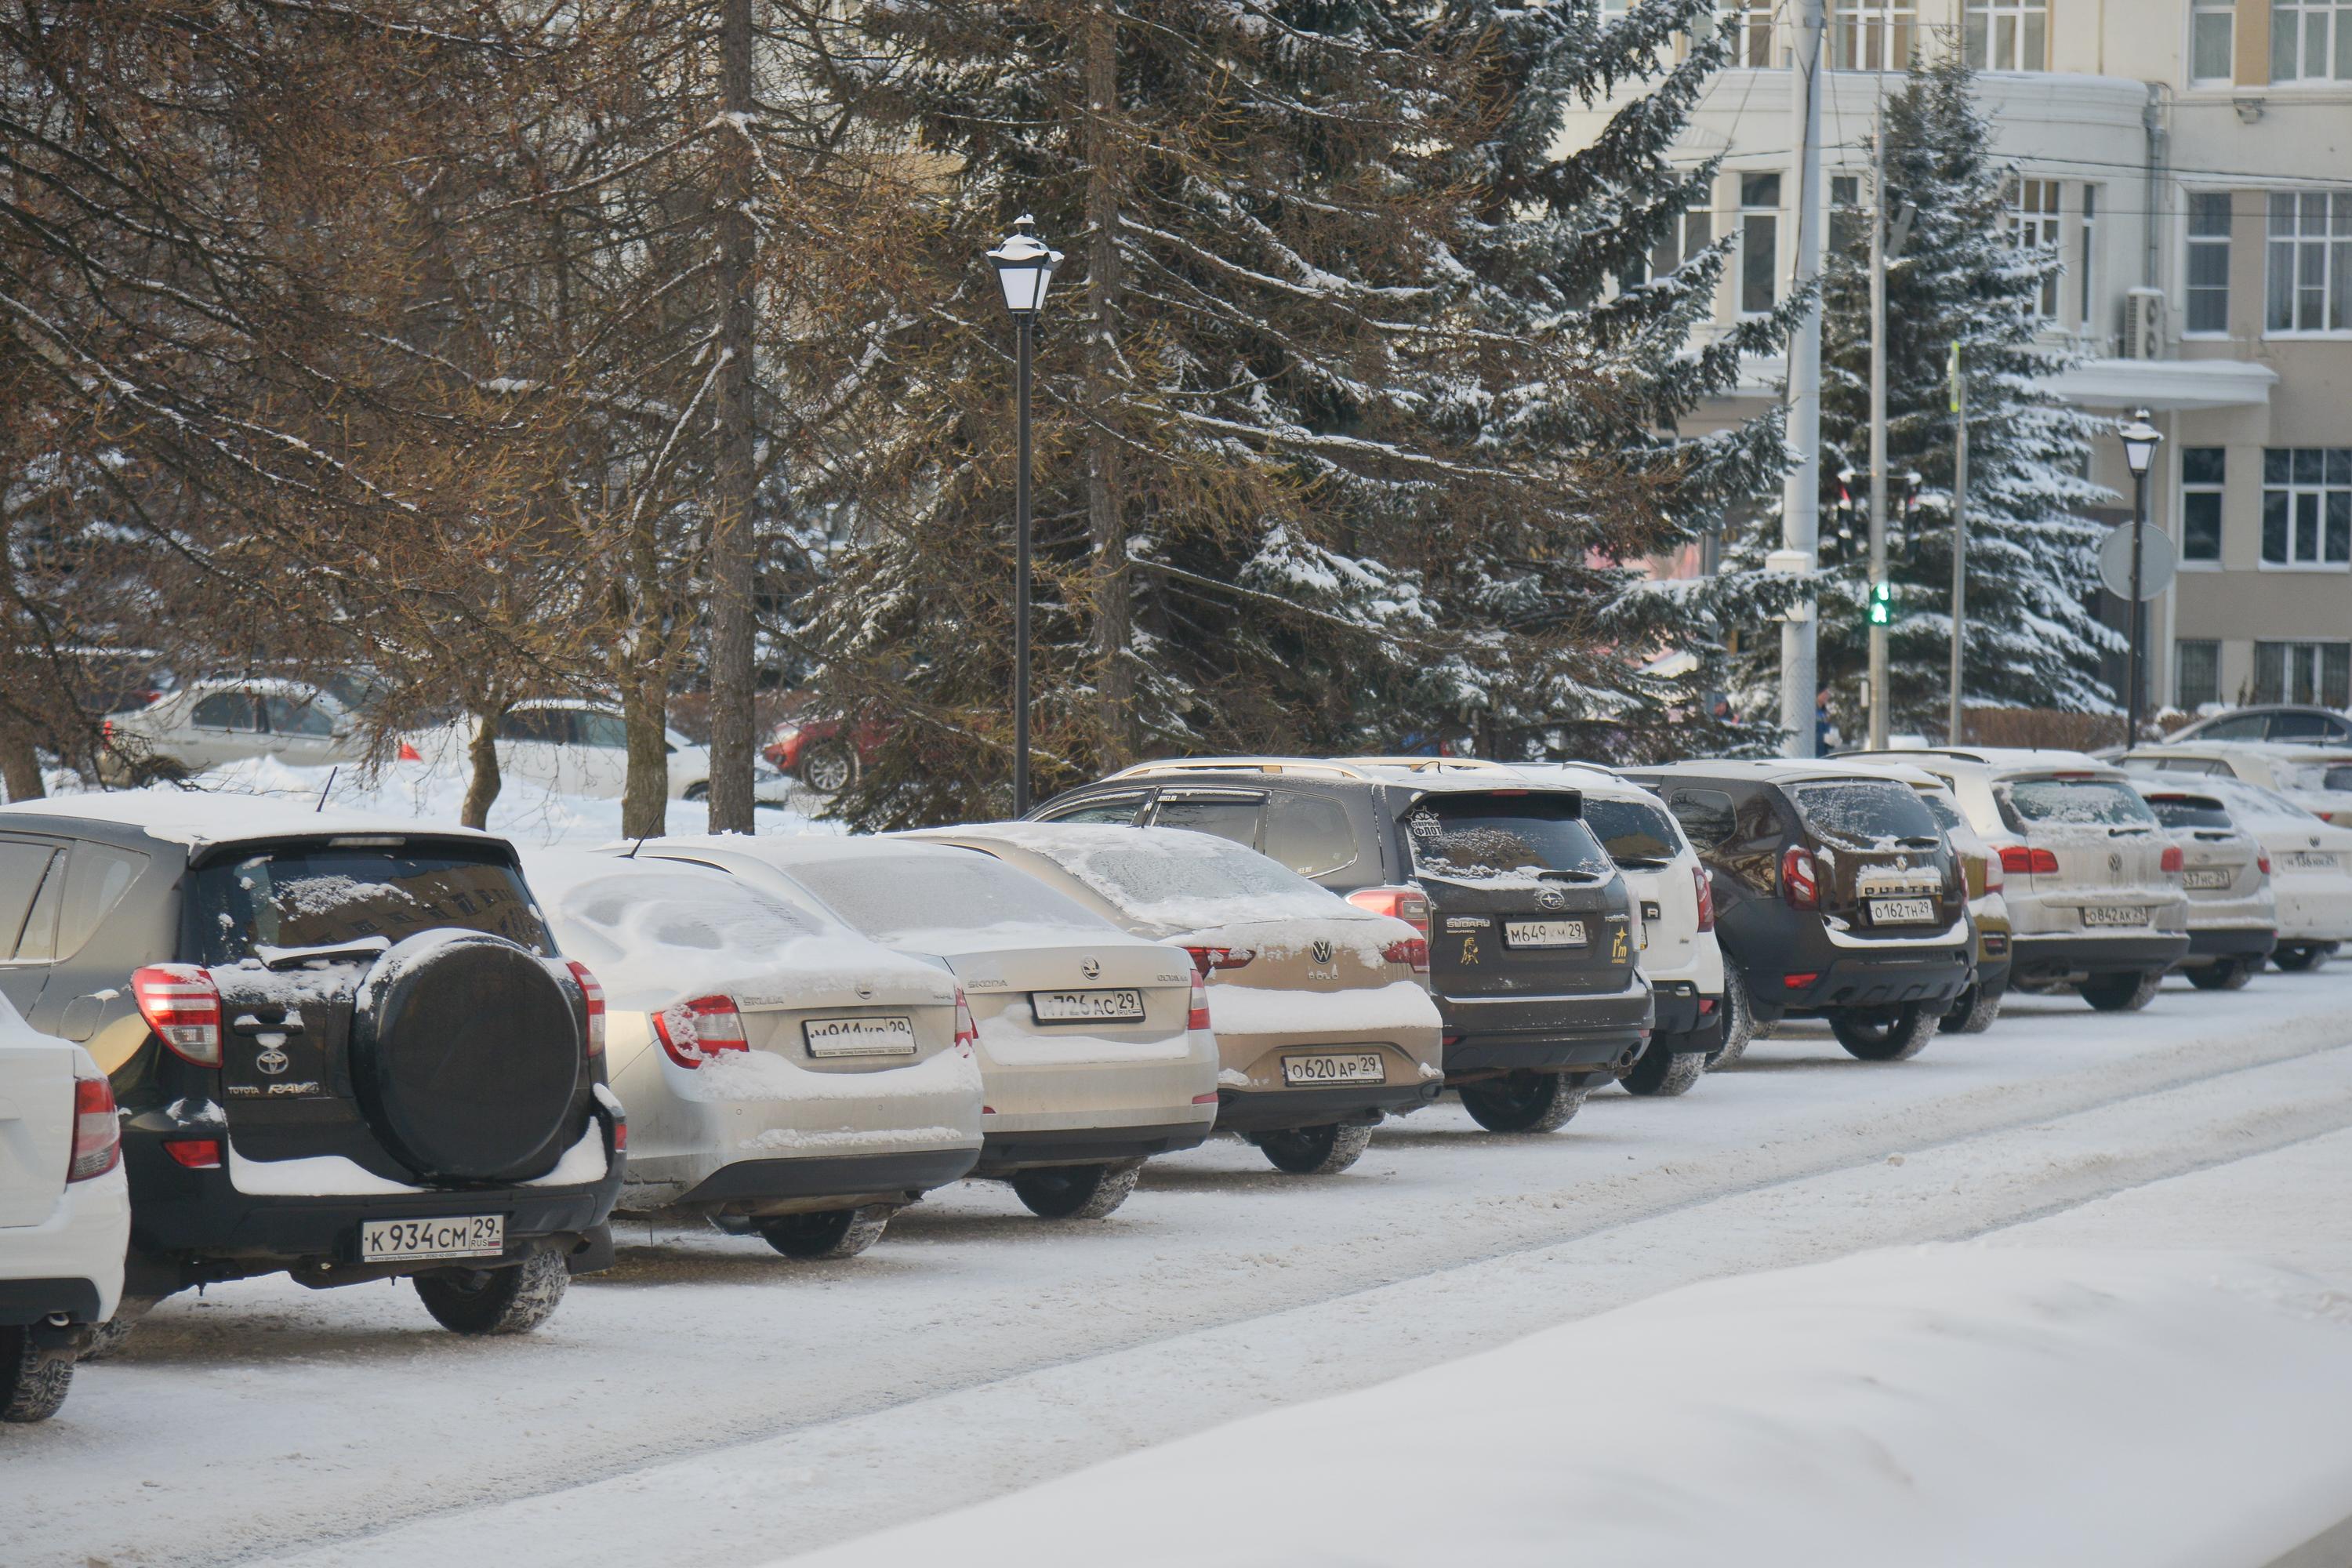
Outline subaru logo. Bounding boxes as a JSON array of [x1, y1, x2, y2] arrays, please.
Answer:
[[1537, 889, 1564, 910], [1311, 939, 1334, 964], [1080, 956, 1102, 980]]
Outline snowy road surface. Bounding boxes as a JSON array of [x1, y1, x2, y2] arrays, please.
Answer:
[[12, 973, 2352, 1566]]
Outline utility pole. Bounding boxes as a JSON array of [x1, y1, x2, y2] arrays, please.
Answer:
[[1866, 125, 1890, 750], [1947, 343, 1968, 746], [1781, 0, 1827, 758], [706, 0, 760, 833]]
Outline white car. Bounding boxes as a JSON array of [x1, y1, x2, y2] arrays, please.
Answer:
[[2163, 775, 2352, 971], [99, 677, 360, 782], [2129, 778, 2278, 990], [620, 835, 1218, 1219], [2123, 741, 2352, 829], [0, 993, 129, 1422], [522, 850, 982, 1258], [409, 699, 789, 804]]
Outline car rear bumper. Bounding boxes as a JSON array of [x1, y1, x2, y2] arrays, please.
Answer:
[[674, 1144, 980, 1209], [0, 1169, 129, 1325], [978, 1117, 1214, 1171], [1651, 982, 1723, 1054], [1439, 984, 1653, 1076], [1773, 943, 1973, 1014], [2183, 926, 2278, 963], [2009, 931, 2191, 984], [1214, 1081, 1442, 1132]]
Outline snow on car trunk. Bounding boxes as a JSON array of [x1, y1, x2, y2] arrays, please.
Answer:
[[783, 1244, 2352, 1568]]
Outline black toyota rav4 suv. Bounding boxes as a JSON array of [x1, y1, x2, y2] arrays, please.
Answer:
[[1621, 760, 1973, 1062], [0, 797, 623, 1338], [1028, 759, 1652, 1133]]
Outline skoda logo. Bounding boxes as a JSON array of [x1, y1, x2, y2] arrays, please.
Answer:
[[855, 981, 874, 1000], [1537, 889, 1565, 911], [1310, 939, 1334, 964], [1080, 956, 1102, 980], [255, 1047, 290, 1076]]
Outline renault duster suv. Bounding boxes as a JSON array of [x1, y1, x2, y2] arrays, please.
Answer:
[[1030, 759, 1650, 1134], [0, 795, 623, 1338]]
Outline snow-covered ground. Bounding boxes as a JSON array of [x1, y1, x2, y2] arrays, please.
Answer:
[[8, 967, 2352, 1567]]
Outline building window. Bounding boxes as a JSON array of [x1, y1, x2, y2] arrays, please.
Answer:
[[2260, 447, 2352, 568], [2266, 191, 2352, 334], [2186, 192, 2232, 335], [2256, 641, 2352, 706], [1703, 1, 1776, 66], [1646, 205, 1715, 281], [1740, 172, 1780, 316], [1965, 0, 2048, 71], [2181, 448, 2226, 561], [2193, 0, 2237, 81], [2078, 187, 2099, 330], [2009, 179, 2063, 321], [1831, 2, 1915, 70], [2176, 641, 2223, 710], [1830, 174, 1863, 258], [2271, 0, 2352, 82]]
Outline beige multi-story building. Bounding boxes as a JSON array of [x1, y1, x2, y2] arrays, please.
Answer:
[[1567, 0, 2351, 713]]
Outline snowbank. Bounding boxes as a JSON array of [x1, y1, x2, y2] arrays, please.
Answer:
[[782, 1245, 2352, 1568]]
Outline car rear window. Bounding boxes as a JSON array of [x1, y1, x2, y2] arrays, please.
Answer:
[[2275, 760, 2352, 794], [2140, 793, 2234, 829], [1402, 793, 1613, 881], [188, 846, 551, 966], [1998, 779, 2161, 830], [1791, 781, 1942, 847], [1914, 791, 1965, 835], [785, 852, 1112, 942], [2209, 780, 2324, 826], [1582, 797, 1682, 869]]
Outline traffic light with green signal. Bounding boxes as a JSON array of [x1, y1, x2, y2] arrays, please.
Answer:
[[1867, 580, 1893, 627]]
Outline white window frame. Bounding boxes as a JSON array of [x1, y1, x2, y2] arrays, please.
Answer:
[[2183, 190, 2233, 339], [1831, 2, 1916, 71], [2176, 640, 2223, 710], [1717, 0, 1777, 66], [2270, 0, 2352, 84], [2190, 0, 2237, 85], [2263, 190, 2352, 338], [2078, 185, 2100, 332], [1738, 171, 1782, 319], [1965, 0, 2049, 71], [2259, 447, 2352, 572], [2255, 640, 2352, 706], [2009, 178, 2064, 323]]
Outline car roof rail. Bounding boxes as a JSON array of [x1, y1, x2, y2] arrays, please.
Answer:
[[1104, 757, 1387, 782], [1340, 756, 1530, 775]]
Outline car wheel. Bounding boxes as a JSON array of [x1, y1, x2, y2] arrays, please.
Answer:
[[1829, 1002, 1938, 1062], [2078, 970, 2164, 1012], [76, 1294, 163, 1363], [1010, 1161, 1143, 1220], [129, 756, 190, 786], [0, 1327, 72, 1423], [1619, 1039, 1706, 1098], [1457, 1071, 1585, 1134], [2271, 943, 2325, 973], [2187, 958, 2254, 991], [683, 781, 709, 803], [414, 1250, 570, 1334], [1941, 975, 2006, 1034], [797, 740, 858, 795], [1704, 969, 1756, 1070], [759, 1205, 893, 1258], [1256, 1122, 1375, 1175]]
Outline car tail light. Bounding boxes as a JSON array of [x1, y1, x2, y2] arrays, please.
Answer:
[[2259, 853, 2273, 875], [1381, 935, 1431, 973], [1692, 866, 1716, 931], [1188, 974, 1211, 1032], [652, 995, 747, 1068], [67, 1076, 120, 1182], [132, 965, 222, 1066], [1983, 858, 2003, 893], [565, 961, 606, 1057], [2160, 845, 2185, 874], [164, 1138, 223, 1169], [1192, 1091, 1220, 1104], [1347, 886, 1432, 942], [953, 989, 978, 1054], [1998, 845, 2060, 876], [1780, 846, 1820, 910], [1182, 946, 1256, 976]]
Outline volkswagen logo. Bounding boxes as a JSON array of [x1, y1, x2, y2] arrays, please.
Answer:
[[2108, 851, 2123, 873], [1537, 889, 1565, 910], [256, 1047, 290, 1076], [1080, 956, 1102, 980], [1310, 939, 1334, 964]]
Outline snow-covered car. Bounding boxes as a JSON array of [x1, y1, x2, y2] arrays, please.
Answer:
[[2122, 741, 2352, 829], [1843, 749, 2188, 1014], [2156, 774, 2352, 971], [0, 993, 129, 1423], [0, 793, 622, 1339], [97, 677, 361, 784], [913, 822, 1444, 1174], [523, 851, 982, 1254], [2128, 779, 2277, 990], [1832, 758, 2014, 1034], [616, 835, 1213, 1218], [2165, 705, 2352, 746], [405, 699, 791, 804]]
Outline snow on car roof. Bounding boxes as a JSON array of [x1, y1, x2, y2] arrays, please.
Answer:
[[628, 832, 980, 869], [0, 789, 493, 849]]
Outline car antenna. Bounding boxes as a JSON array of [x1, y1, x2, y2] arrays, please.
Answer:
[[314, 767, 338, 813], [625, 835, 647, 858]]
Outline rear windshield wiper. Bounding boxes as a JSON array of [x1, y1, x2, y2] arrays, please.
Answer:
[[1536, 867, 1606, 884], [1613, 857, 1672, 871], [1896, 836, 1943, 850], [252, 936, 393, 971]]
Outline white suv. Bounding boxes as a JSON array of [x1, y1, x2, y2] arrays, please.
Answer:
[[1844, 749, 2188, 1012], [0, 993, 129, 1422]]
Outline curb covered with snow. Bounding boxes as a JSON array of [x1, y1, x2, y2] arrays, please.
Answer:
[[784, 1245, 2352, 1568]]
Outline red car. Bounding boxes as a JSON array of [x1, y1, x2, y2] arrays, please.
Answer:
[[764, 716, 887, 793]]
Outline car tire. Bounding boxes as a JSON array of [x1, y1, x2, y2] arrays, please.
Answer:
[[798, 741, 858, 795], [76, 1294, 163, 1363], [1256, 1122, 1375, 1175], [1830, 1002, 1938, 1062], [1619, 1039, 1706, 1098], [414, 1250, 570, 1335], [1705, 969, 1756, 1070], [128, 755, 190, 787], [759, 1205, 893, 1258], [2079, 969, 2164, 1012], [0, 1327, 72, 1423], [2271, 943, 2326, 973], [1011, 1160, 1144, 1219], [1457, 1071, 1586, 1134], [1941, 975, 2006, 1034], [683, 781, 709, 803], [2187, 957, 2255, 991]]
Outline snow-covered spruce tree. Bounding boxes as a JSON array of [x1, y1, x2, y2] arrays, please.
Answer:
[[803, 1, 1788, 828], [1726, 49, 2114, 737]]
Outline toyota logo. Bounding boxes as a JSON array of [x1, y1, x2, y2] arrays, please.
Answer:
[[1311, 939, 1334, 964], [1080, 956, 1102, 980], [256, 1047, 290, 1076], [1537, 889, 1564, 910]]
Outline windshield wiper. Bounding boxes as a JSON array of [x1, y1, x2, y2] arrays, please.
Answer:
[[1536, 867, 1605, 884], [252, 937, 393, 971], [1896, 836, 1942, 849]]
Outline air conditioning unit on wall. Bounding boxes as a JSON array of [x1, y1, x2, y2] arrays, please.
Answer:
[[2124, 287, 2165, 360]]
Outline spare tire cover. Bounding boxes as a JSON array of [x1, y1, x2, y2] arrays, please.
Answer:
[[352, 932, 582, 1182]]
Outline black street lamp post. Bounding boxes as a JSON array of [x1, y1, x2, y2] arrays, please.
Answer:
[[2116, 409, 2163, 748], [988, 216, 1061, 816]]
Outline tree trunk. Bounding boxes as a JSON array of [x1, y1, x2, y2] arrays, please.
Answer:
[[0, 520, 47, 800], [460, 706, 506, 830], [619, 671, 671, 840], [706, 0, 762, 833], [1081, 2, 1134, 765]]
